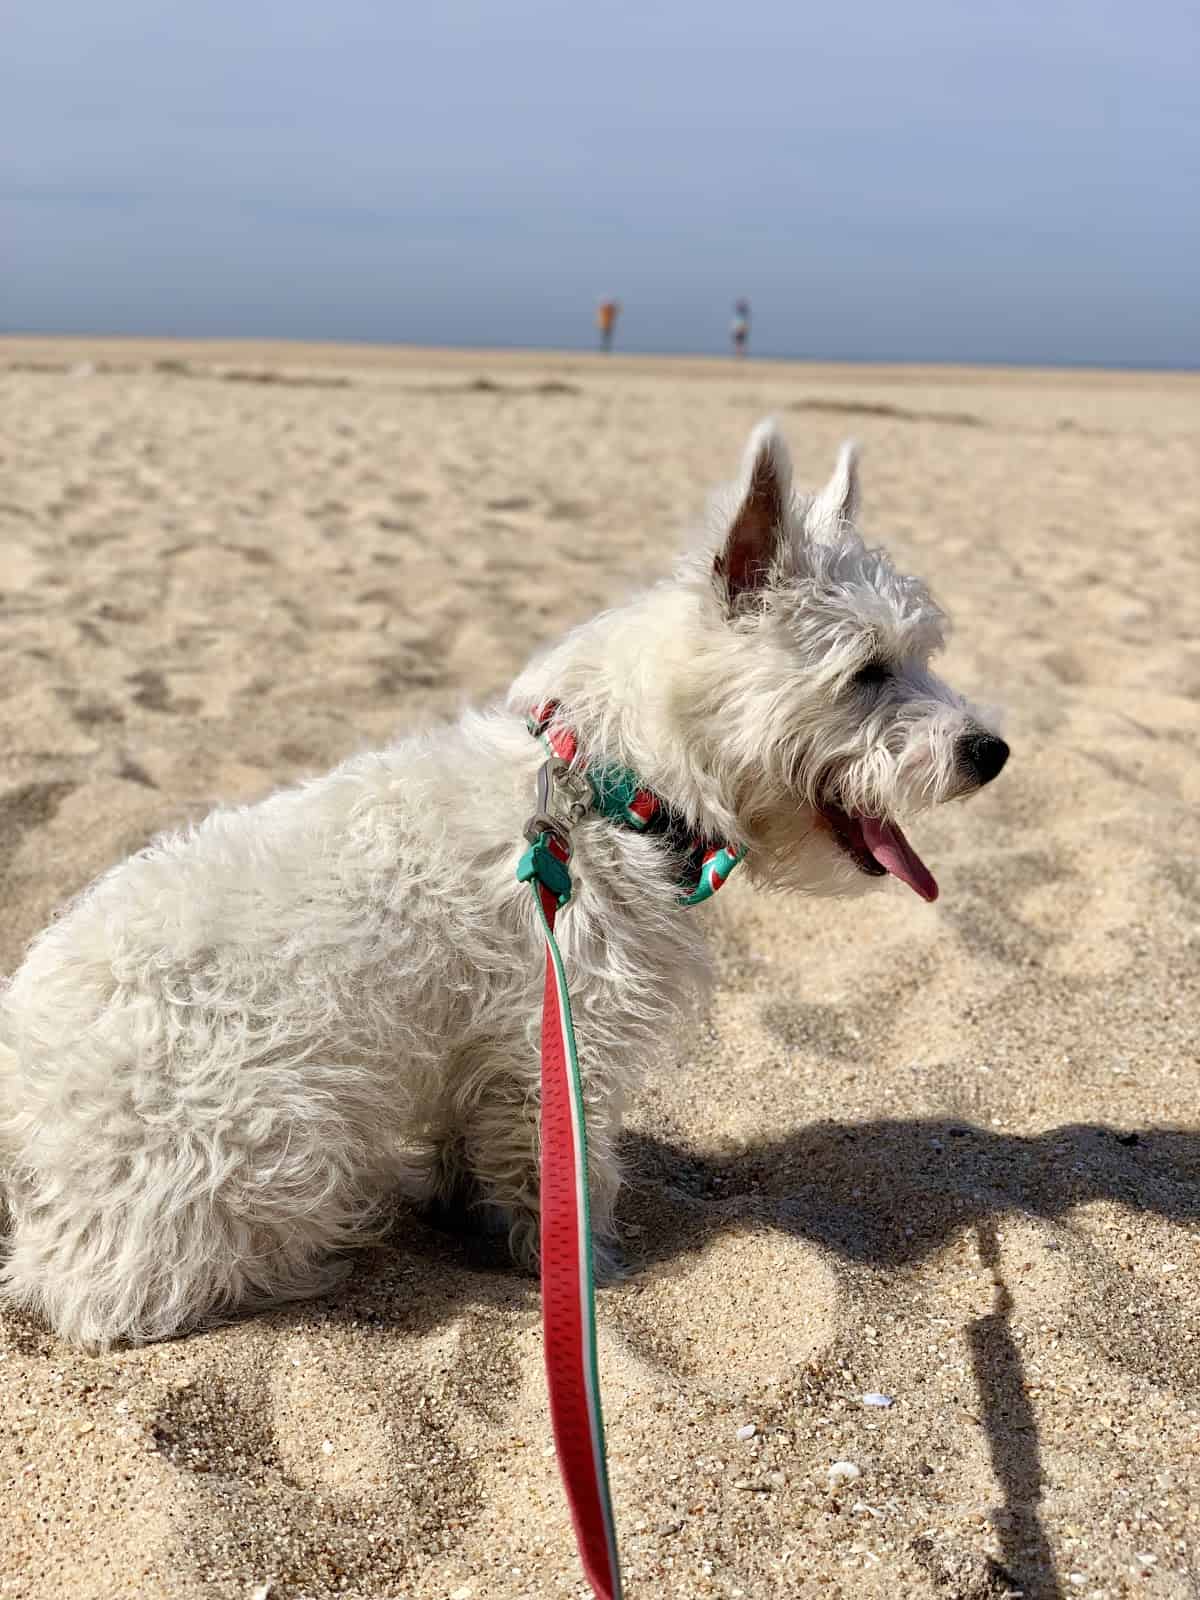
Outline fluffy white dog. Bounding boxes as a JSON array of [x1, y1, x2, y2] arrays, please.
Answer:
[[0, 421, 1007, 1348]]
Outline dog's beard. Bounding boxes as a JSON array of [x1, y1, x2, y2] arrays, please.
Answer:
[[760, 747, 941, 901], [745, 770, 940, 902]]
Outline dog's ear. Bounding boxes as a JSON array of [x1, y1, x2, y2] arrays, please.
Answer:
[[714, 420, 793, 608], [805, 439, 861, 541]]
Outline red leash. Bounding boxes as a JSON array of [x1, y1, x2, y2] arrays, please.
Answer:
[[515, 711, 744, 1597], [535, 862, 623, 1597], [519, 822, 623, 1599]]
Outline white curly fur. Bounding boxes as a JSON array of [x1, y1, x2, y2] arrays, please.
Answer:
[[0, 420, 1006, 1347]]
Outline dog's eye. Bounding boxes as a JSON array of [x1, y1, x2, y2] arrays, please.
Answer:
[[852, 660, 890, 689]]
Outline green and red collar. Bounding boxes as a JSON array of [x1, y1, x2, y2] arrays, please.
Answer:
[[525, 702, 743, 907]]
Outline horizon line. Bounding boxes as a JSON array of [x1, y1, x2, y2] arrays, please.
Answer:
[[1, 330, 1197, 379]]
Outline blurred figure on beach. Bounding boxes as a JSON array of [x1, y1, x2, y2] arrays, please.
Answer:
[[731, 298, 750, 357], [597, 298, 620, 352]]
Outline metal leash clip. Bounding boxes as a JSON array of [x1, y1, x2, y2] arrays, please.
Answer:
[[523, 757, 594, 858]]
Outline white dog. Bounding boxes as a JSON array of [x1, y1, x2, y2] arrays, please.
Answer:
[[0, 421, 1007, 1348]]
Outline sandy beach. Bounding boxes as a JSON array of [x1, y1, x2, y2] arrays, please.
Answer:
[[1, 339, 1197, 1600]]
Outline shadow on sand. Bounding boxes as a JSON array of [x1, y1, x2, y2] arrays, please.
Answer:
[[408, 1116, 1199, 1599], [609, 1118, 1199, 1600]]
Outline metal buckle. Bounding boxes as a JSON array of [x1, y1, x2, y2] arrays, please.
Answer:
[[523, 758, 593, 854]]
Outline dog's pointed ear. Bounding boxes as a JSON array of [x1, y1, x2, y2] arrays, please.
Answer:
[[805, 439, 861, 541], [714, 420, 793, 608]]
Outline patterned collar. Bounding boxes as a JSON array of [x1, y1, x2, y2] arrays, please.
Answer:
[[526, 702, 743, 906]]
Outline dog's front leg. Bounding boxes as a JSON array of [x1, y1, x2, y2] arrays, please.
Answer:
[[448, 1037, 625, 1279]]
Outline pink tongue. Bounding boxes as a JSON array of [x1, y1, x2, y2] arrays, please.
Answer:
[[860, 816, 939, 902]]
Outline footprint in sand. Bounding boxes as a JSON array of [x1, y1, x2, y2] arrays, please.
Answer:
[[126, 668, 201, 717], [0, 779, 79, 883], [610, 1228, 839, 1394], [146, 1301, 499, 1598]]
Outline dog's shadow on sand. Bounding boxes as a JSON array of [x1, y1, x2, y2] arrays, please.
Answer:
[[398, 1117, 1199, 1600], [620, 1117, 1199, 1274]]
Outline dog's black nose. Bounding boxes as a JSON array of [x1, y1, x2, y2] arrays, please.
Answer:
[[959, 731, 1009, 788]]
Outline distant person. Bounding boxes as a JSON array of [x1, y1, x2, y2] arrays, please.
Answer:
[[731, 298, 751, 357], [597, 298, 620, 352]]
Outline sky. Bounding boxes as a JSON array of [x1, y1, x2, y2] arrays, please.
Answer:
[[3, 1, 1198, 366]]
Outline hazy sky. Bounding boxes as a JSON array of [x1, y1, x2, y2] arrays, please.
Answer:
[[4, 1, 1197, 365]]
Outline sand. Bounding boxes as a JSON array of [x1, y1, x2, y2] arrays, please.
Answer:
[[0, 338, 1197, 1600]]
